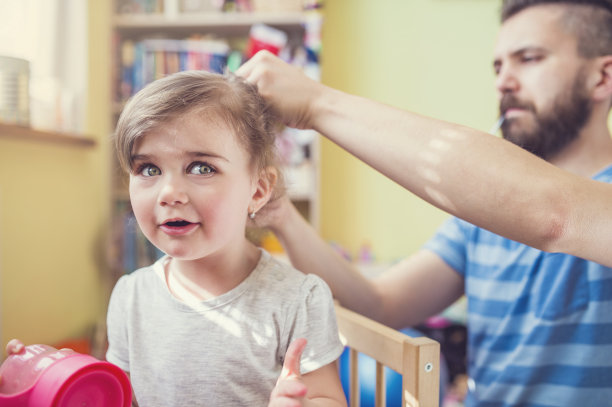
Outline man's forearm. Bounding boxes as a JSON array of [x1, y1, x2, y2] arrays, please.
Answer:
[[239, 52, 612, 267], [309, 87, 607, 260]]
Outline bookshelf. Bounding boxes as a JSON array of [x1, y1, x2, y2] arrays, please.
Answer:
[[110, 0, 322, 275]]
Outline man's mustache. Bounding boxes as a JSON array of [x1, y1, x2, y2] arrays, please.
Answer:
[[500, 95, 535, 115]]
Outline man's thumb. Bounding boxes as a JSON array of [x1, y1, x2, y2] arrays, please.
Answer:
[[280, 338, 307, 379]]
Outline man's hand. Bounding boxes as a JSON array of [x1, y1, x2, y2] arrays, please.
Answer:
[[236, 51, 324, 130], [248, 195, 293, 234], [269, 338, 309, 407]]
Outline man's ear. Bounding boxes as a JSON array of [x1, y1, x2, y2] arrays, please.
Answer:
[[591, 55, 612, 102], [250, 166, 278, 213]]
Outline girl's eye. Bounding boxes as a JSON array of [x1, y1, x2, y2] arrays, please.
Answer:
[[138, 164, 161, 177], [189, 162, 215, 175]]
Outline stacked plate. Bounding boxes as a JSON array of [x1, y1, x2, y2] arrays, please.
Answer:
[[0, 56, 30, 126]]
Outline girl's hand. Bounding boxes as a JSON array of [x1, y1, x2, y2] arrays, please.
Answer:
[[0, 339, 25, 387], [269, 338, 308, 407], [5, 339, 25, 356]]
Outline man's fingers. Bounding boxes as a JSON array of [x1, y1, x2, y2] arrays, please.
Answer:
[[235, 56, 254, 78], [280, 338, 307, 379], [236, 50, 273, 80]]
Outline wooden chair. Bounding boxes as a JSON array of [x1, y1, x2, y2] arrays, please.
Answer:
[[335, 304, 440, 407]]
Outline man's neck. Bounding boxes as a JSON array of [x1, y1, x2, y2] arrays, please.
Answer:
[[548, 120, 612, 177]]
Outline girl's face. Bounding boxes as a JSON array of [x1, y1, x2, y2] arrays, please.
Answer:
[[128, 110, 262, 261]]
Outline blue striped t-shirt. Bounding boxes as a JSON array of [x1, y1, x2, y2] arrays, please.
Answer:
[[424, 165, 612, 407]]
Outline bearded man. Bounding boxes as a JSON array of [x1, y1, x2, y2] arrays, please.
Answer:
[[238, 0, 612, 405]]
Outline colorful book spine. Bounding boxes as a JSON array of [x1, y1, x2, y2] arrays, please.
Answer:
[[117, 37, 231, 102]]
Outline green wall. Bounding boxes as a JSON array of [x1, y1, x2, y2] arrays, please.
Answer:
[[319, 0, 503, 261]]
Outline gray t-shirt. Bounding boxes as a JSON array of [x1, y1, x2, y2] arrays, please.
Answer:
[[106, 249, 343, 407]]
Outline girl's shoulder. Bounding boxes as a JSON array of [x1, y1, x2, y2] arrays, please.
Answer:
[[255, 249, 333, 298], [112, 257, 167, 294]]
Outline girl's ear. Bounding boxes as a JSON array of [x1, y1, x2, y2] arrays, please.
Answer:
[[591, 55, 612, 102], [250, 166, 278, 213]]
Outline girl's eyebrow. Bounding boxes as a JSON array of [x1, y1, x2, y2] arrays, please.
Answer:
[[188, 151, 229, 162], [130, 151, 230, 162], [131, 153, 151, 162]]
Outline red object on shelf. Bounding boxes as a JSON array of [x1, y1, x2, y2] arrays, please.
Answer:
[[245, 24, 288, 58]]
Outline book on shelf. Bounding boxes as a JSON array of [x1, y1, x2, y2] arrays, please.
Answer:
[[121, 210, 164, 274], [116, 0, 266, 15], [117, 0, 164, 14], [119, 37, 231, 101]]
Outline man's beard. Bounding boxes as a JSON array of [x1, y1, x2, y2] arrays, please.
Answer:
[[500, 75, 592, 160]]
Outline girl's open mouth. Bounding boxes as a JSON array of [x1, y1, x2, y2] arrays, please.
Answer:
[[159, 219, 199, 235], [165, 220, 191, 227]]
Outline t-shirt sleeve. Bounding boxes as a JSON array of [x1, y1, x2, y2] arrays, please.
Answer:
[[423, 216, 471, 277], [283, 275, 344, 375], [105, 275, 131, 372]]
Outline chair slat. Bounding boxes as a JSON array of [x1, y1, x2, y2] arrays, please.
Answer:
[[336, 304, 440, 407], [349, 348, 359, 407], [375, 361, 385, 407]]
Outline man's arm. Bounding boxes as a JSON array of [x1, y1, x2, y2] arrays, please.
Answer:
[[261, 196, 464, 329], [238, 51, 612, 267]]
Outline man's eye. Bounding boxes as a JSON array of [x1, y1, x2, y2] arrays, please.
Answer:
[[189, 162, 215, 175], [522, 55, 542, 64], [139, 165, 161, 177]]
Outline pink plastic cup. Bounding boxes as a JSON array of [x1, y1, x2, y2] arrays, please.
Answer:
[[0, 344, 131, 407]]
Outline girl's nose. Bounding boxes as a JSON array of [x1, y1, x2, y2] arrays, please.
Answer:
[[157, 177, 189, 206]]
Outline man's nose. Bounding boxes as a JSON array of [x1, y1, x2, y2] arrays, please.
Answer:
[[495, 64, 520, 96]]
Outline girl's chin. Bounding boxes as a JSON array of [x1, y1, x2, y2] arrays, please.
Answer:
[[161, 247, 215, 261]]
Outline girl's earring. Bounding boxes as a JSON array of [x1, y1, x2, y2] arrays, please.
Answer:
[[249, 210, 256, 220]]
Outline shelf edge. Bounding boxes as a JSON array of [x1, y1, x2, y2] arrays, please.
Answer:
[[0, 123, 97, 147], [112, 11, 306, 29]]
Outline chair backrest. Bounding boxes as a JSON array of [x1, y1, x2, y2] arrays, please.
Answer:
[[335, 304, 440, 407]]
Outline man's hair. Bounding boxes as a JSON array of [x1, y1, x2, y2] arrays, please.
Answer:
[[501, 0, 612, 58], [115, 70, 279, 177]]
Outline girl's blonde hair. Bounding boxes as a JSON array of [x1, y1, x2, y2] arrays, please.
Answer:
[[115, 70, 282, 183]]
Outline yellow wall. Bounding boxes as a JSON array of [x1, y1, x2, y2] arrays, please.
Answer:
[[0, 1, 111, 348], [319, 0, 503, 261]]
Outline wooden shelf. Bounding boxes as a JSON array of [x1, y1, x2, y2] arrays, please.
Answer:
[[113, 11, 305, 36], [0, 123, 96, 147], [113, 11, 305, 27]]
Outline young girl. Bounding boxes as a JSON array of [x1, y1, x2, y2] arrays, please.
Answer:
[[107, 70, 346, 406]]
